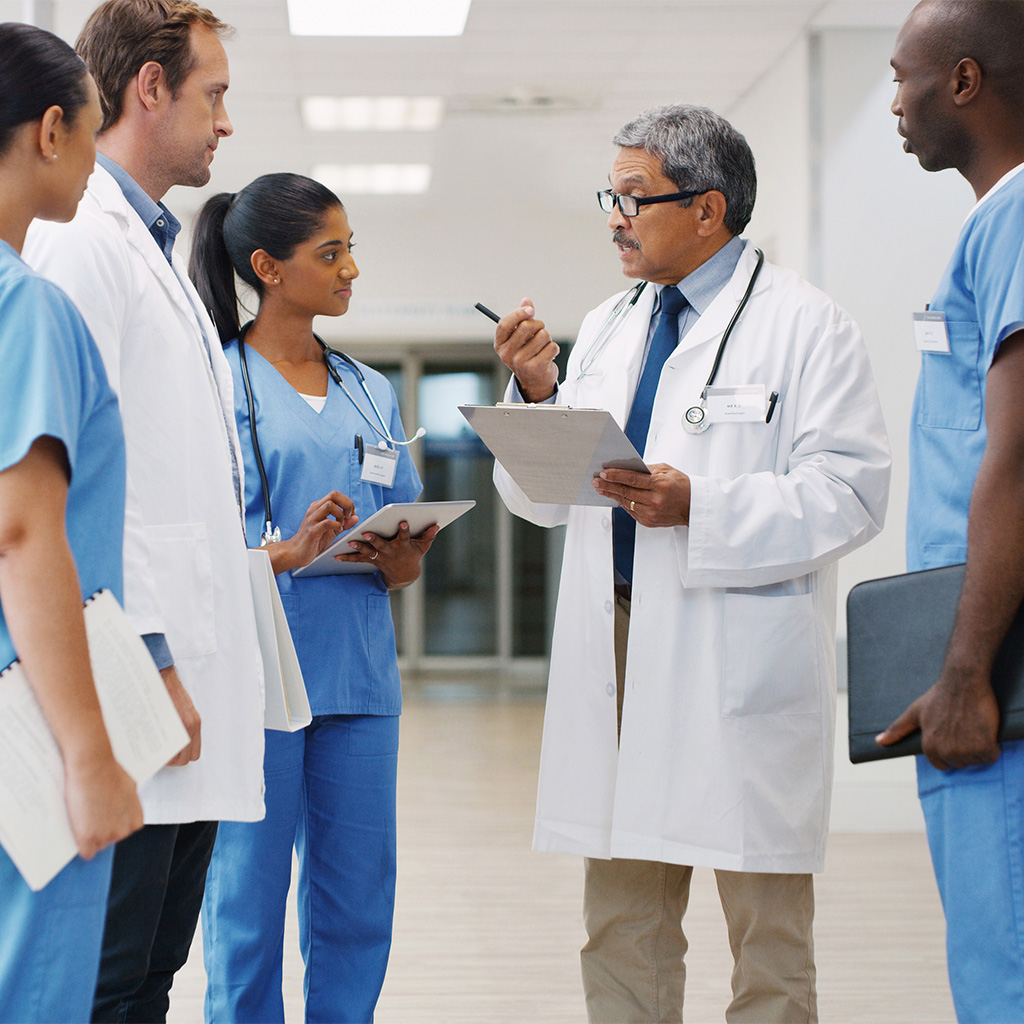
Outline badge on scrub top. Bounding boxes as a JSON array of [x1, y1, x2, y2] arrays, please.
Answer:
[[361, 443, 398, 487], [704, 384, 766, 423], [913, 311, 951, 353]]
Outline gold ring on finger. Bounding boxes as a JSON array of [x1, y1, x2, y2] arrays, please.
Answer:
[[630, 500, 635, 512]]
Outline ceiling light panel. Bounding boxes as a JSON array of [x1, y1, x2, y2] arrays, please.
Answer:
[[302, 96, 445, 132], [313, 163, 432, 195], [287, 0, 471, 37]]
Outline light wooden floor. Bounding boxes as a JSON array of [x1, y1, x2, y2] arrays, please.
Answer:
[[168, 694, 955, 1024]]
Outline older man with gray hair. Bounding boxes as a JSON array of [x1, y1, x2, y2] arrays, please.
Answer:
[[489, 104, 891, 1023]]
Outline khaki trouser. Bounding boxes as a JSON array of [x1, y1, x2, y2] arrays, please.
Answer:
[[581, 595, 818, 1024]]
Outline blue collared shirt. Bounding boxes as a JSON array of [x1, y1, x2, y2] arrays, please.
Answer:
[[643, 233, 745, 366], [96, 153, 181, 265]]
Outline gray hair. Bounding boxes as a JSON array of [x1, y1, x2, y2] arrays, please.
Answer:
[[612, 105, 757, 235]]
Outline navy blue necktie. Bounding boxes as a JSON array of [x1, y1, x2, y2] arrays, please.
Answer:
[[612, 285, 687, 585]]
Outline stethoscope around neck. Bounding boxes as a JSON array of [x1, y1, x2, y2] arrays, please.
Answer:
[[235, 320, 425, 544], [575, 247, 766, 433], [682, 246, 765, 434]]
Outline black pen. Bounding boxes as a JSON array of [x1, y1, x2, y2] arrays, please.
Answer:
[[354, 433, 364, 464], [475, 302, 501, 323], [765, 391, 779, 424]]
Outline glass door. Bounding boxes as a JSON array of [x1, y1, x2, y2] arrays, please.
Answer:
[[344, 343, 566, 676]]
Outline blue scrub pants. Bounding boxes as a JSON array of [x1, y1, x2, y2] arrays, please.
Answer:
[[202, 714, 399, 1024], [0, 844, 113, 1023], [917, 739, 1024, 1023]]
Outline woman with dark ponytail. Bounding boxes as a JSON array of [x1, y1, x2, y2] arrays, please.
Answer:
[[190, 172, 435, 1024], [0, 21, 143, 1022]]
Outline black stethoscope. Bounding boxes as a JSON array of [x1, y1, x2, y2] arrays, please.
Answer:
[[236, 320, 424, 544], [682, 246, 765, 434]]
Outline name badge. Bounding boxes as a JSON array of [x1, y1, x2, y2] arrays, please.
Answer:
[[361, 444, 398, 488], [704, 384, 766, 423], [913, 311, 951, 353]]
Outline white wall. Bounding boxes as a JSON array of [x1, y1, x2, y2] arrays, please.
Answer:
[[814, 28, 973, 602], [730, 24, 980, 832], [733, 25, 974, 624], [729, 34, 812, 280]]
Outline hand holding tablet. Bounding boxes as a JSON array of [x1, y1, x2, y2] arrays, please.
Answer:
[[291, 500, 476, 577]]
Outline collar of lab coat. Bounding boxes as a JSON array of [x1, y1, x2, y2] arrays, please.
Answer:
[[87, 163, 217, 341], [86, 164, 245, 517], [664, 239, 773, 367]]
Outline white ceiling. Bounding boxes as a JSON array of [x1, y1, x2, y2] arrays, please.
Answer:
[[5, 0, 912, 218], [4, 0, 914, 339]]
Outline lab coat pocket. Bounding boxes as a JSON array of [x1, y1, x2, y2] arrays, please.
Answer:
[[144, 522, 218, 659], [916, 322, 982, 431], [721, 590, 819, 717]]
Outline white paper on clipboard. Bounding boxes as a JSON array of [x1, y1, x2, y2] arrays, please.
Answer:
[[0, 590, 188, 890], [459, 403, 649, 506]]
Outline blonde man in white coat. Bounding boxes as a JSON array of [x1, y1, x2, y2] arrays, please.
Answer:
[[491, 105, 891, 1024], [24, 2, 263, 1021]]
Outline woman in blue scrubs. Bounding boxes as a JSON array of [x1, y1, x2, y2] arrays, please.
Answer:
[[190, 173, 437, 1024], [0, 22, 143, 1023]]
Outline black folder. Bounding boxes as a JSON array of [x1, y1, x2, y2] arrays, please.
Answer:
[[846, 563, 1024, 763]]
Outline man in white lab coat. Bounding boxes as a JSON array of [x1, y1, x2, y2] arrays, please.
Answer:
[[24, 2, 264, 1020], [491, 105, 891, 1023]]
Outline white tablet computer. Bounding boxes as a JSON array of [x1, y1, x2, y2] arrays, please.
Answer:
[[291, 500, 476, 578]]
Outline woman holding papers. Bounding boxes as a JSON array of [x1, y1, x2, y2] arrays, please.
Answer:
[[0, 23, 143, 1023], [190, 172, 435, 1024]]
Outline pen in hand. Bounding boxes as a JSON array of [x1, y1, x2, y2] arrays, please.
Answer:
[[475, 302, 501, 323]]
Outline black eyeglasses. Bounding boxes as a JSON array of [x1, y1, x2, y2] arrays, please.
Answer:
[[596, 188, 705, 217]]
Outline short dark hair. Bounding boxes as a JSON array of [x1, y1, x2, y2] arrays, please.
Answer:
[[916, 0, 1024, 107], [0, 22, 90, 158], [189, 173, 345, 343], [76, 0, 230, 133], [613, 105, 757, 236]]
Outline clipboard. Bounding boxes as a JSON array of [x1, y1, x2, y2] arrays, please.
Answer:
[[248, 550, 311, 732], [0, 590, 189, 890], [292, 500, 475, 578], [459, 403, 649, 506], [846, 563, 1024, 762]]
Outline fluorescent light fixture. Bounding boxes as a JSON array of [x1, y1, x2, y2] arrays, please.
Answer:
[[287, 0, 471, 37], [313, 163, 432, 195], [302, 96, 444, 132]]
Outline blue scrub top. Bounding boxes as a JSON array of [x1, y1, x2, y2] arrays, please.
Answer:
[[0, 241, 126, 669], [907, 169, 1024, 572], [225, 338, 421, 716]]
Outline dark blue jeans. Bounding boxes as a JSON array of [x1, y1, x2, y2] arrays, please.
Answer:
[[91, 820, 218, 1024]]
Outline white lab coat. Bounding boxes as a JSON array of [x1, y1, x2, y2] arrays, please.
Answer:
[[495, 242, 890, 872], [26, 165, 265, 824]]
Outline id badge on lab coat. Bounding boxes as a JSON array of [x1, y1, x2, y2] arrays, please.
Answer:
[[913, 311, 951, 353], [704, 384, 766, 423], [361, 444, 398, 487]]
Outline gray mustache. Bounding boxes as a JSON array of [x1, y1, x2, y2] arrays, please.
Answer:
[[613, 231, 640, 250]]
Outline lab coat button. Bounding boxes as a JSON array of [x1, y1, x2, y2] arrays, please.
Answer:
[[606, 683, 615, 697], [602, 517, 610, 530], [604, 600, 613, 614]]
